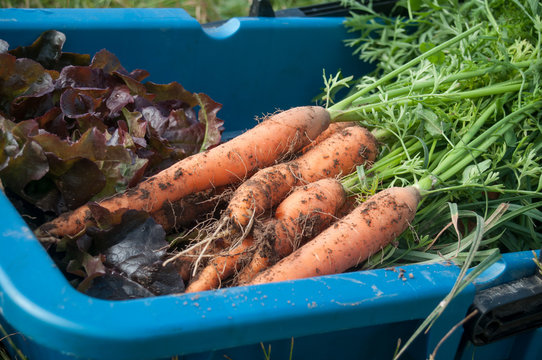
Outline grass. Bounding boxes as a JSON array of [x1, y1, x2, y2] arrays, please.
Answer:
[[0, 325, 26, 360], [0, 0, 323, 23]]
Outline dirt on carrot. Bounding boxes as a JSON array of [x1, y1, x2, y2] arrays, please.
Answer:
[[298, 121, 356, 154], [35, 106, 331, 241], [218, 125, 378, 234], [236, 178, 347, 284], [185, 235, 256, 293], [249, 186, 421, 285], [151, 185, 233, 233]]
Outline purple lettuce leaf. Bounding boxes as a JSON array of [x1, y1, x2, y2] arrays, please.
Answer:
[[0, 54, 53, 114], [47, 156, 107, 210], [144, 81, 198, 107], [59, 87, 108, 118], [68, 252, 107, 293], [194, 93, 224, 151], [56, 65, 109, 90], [114, 71, 153, 100], [75, 210, 186, 298], [85, 272, 155, 300], [91, 49, 150, 82], [1, 29, 225, 224], [10, 92, 55, 121], [0, 139, 49, 195], [106, 85, 134, 116], [54, 233, 107, 293], [8, 30, 66, 69]]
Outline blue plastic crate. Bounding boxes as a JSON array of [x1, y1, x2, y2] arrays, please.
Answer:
[[0, 8, 540, 360]]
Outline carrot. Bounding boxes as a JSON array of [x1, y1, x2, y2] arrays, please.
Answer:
[[184, 236, 255, 293], [224, 125, 378, 230], [249, 186, 421, 285], [224, 162, 296, 228], [186, 178, 346, 291], [298, 121, 356, 154], [291, 125, 377, 184], [236, 178, 346, 284], [35, 106, 330, 239]]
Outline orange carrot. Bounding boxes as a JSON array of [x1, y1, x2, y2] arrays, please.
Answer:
[[249, 186, 421, 285], [223, 162, 296, 228], [36, 106, 330, 239], [299, 121, 356, 154], [236, 178, 346, 284], [225, 125, 378, 229], [186, 178, 346, 291], [291, 125, 377, 183], [184, 236, 255, 293]]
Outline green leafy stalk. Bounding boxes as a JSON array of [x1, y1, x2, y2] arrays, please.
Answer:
[[328, 23, 484, 112], [328, 0, 542, 270]]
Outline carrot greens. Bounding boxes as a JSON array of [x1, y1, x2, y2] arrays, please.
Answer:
[[320, 0, 542, 269], [320, 1, 541, 356]]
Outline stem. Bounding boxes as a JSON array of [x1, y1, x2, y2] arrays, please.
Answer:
[[424, 185, 542, 197], [428, 102, 541, 186], [457, 100, 499, 146], [360, 136, 425, 178], [369, 142, 423, 175], [430, 101, 498, 176], [329, 23, 484, 113], [332, 82, 522, 122], [427, 139, 438, 165], [371, 127, 394, 141], [351, 61, 532, 107], [467, 102, 540, 150]]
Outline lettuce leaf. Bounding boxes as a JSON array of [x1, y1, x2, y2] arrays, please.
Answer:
[[1, 31, 224, 220]]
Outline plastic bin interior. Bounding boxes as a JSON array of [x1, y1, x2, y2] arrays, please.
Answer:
[[0, 7, 371, 138], [0, 8, 540, 360]]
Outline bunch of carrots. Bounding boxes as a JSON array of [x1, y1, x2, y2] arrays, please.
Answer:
[[35, 0, 542, 293]]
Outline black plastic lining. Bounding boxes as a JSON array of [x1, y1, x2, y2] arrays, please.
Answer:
[[203, 0, 401, 28], [275, 0, 401, 18]]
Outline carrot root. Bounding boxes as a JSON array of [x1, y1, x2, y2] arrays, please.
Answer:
[[249, 186, 421, 285], [222, 125, 378, 231], [185, 236, 255, 293], [299, 121, 356, 154], [36, 106, 330, 239], [151, 186, 231, 233], [236, 178, 347, 284]]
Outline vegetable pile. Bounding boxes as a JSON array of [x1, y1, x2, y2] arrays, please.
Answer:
[[1, 0, 541, 301], [0, 30, 223, 226], [0, 30, 224, 297], [335, 0, 542, 270]]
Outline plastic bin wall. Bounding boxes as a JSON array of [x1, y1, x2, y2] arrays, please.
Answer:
[[0, 8, 540, 360]]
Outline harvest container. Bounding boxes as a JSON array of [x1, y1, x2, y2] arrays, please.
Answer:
[[0, 7, 541, 360]]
